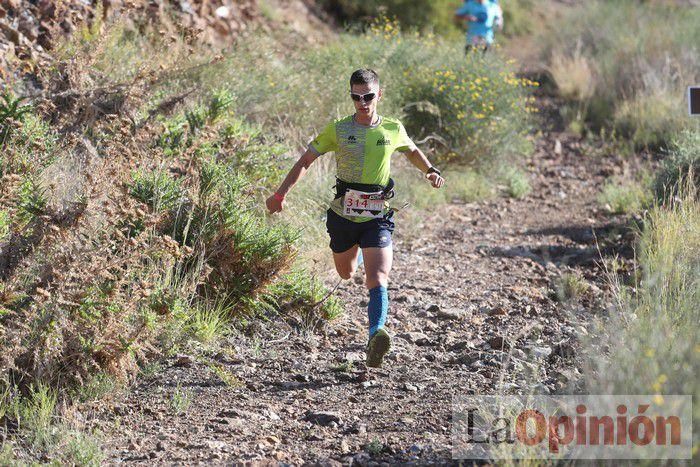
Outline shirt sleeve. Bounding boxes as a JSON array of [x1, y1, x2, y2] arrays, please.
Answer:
[[308, 121, 337, 156], [455, 3, 471, 16], [395, 121, 417, 153]]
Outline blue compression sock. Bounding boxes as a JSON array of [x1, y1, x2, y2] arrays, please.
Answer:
[[368, 285, 388, 338]]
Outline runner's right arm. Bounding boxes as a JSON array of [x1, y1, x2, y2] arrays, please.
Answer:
[[455, 3, 476, 22], [267, 121, 337, 214], [265, 148, 318, 214]]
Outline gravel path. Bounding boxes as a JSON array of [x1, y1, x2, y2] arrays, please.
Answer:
[[95, 98, 631, 465]]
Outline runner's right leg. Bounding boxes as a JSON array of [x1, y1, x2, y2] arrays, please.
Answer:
[[332, 244, 361, 280]]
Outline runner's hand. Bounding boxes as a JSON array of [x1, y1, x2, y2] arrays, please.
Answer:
[[266, 195, 284, 214], [426, 173, 445, 188]]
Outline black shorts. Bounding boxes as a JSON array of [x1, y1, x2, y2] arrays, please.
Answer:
[[325, 208, 394, 254]]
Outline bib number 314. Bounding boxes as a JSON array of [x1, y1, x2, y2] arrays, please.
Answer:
[[343, 188, 385, 219]]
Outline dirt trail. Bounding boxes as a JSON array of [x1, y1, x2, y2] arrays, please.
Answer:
[[93, 97, 628, 464]]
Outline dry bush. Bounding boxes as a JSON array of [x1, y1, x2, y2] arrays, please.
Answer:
[[0, 17, 313, 397], [548, 44, 596, 102]]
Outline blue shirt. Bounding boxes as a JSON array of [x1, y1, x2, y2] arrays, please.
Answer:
[[456, 0, 501, 44]]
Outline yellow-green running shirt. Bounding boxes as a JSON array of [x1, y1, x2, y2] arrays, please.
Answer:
[[309, 115, 416, 223]]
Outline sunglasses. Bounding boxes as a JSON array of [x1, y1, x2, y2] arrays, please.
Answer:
[[350, 92, 377, 103]]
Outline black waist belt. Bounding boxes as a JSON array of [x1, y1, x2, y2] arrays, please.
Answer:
[[334, 177, 395, 200]]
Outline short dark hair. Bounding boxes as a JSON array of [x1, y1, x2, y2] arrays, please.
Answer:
[[350, 69, 379, 88]]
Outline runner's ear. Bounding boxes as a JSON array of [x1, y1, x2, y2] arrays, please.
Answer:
[[378, 88, 383, 101]]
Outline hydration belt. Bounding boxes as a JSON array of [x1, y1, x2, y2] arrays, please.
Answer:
[[333, 177, 395, 200]]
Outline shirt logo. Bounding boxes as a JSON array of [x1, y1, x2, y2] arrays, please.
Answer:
[[376, 137, 391, 146], [347, 135, 357, 143]]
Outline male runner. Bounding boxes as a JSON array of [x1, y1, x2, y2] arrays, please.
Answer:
[[455, 0, 503, 53], [266, 69, 444, 368]]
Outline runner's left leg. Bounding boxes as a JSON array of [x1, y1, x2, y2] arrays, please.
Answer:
[[363, 246, 393, 367], [363, 246, 393, 336]]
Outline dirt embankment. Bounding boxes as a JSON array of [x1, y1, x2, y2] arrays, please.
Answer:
[[0, 0, 332, 79]]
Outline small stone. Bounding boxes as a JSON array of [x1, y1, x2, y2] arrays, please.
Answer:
[[551, 341, 576, 359], [436, 307, 464, 320], [531, 346, 553, 359], [174, 354, 194, 367], [488, 306, 508, 316], [206, 440, 227, 451], [488, 336, 510, 350], [305, 411, 341, 427], [344, 352, 364, 362], [127, 439, 141, 450], [397, 331, 429, 345], [450, 351, 481, 366], [554, 139, 562, 155], [215, 6, 230, 18], [403, 382, 418, 392]]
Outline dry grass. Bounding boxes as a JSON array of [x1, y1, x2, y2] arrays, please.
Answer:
[[582, 187, 700, 453], [548, 44, 596, 102], [541, 0, 700, 146]]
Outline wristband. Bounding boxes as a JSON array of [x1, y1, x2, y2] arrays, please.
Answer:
[[273, 192, 285, 202], [426, 166, 441, 176]]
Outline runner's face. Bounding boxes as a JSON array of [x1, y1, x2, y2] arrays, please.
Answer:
[[351, 83, 381, 119]]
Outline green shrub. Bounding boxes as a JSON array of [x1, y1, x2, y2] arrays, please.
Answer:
[[554, 272, 590, 302], [186, 301, 231, 344], [0, 383, 103, 464], [5, 384, 57, 451], [17, 176, 48, 223], [503, 168, 531, 199], [321, 0, 462, 35], [598, 177, 650, 214], [1, 111, 58, 176], [0, 92, 31, 146], [0, 210, 9, 239], [653, 131, 699, 204], [195, 20, 534, 168], [500, 0, 538, 37], [170, 383, 193, 414], [128, 170, 185, 213]]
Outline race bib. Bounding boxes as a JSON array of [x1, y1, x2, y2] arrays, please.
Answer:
[[343, 188, 386, 218]]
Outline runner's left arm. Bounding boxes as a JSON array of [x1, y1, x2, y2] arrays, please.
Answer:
[[396, 121, 444, 188], [404, 147, 445, 189]]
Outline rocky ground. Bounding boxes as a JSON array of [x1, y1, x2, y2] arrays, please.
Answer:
[[77, 95, 639, 465]]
